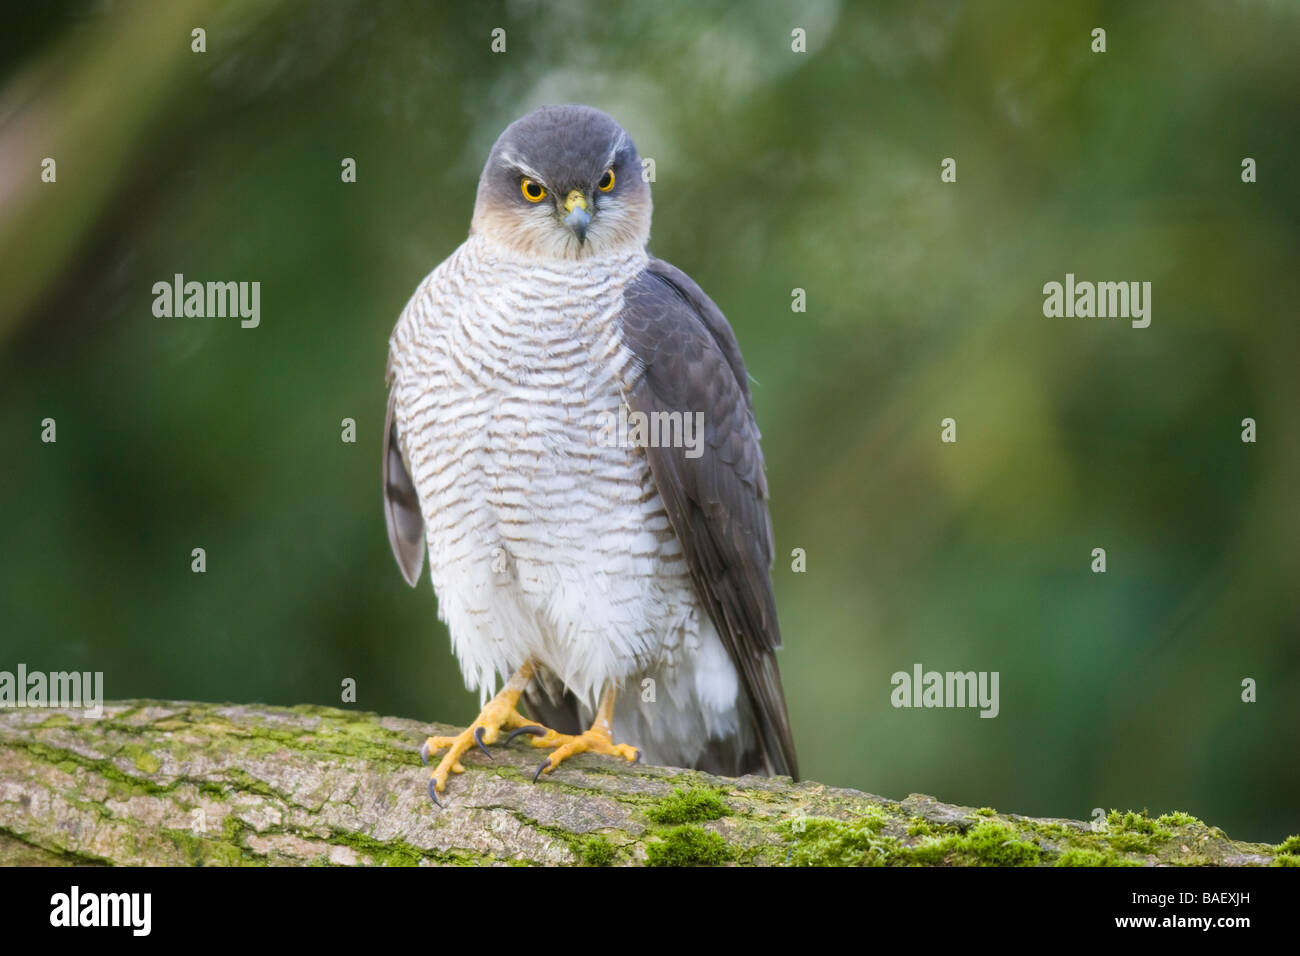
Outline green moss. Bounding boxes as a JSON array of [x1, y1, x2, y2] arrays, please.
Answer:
[[328, 829, 425, 866], [859, 805, 891, 831], [1155, 811, 1201, 827], [572, 835, 617, 867], [1106, 810, 1159, 834], [19, 741, 171, 797], [910, 820, 1042, 867], [645, 826, 732, 867], [645, 786, 729, 825], [1024, 821, 1074, 840], [163, 827, 258, 867], [973, 807, 996, 817], [1055, 848, 1109, 867], [1275, 835, 1300, 856], [199, 769, 283, 802], [209, 708, 418, 765], [221, 815, 243, 842], [784, 814, 894, 866], [783, 813, 1043, 867], [325, 829, 496, 867], [962, 820, 1041, 865], [1108, 832, 1155, 853], [1102, 809, 1174, 854], [906, 816, 934, 837], [0, 829, 110, 866], [1273, 854, 1300, 867], [125, 746, 161, 774]]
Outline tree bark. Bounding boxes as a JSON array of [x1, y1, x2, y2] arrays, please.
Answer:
[[0, 700, 1288, 866]]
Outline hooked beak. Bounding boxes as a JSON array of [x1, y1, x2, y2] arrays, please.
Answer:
[[562, 189, 591, 243]]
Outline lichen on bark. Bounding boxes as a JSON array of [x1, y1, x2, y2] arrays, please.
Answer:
[[0, 700, 1291, 866]]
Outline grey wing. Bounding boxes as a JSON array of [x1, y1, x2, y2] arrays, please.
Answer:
[[383, 378, 426, 587], [618, 257, 798, 779]]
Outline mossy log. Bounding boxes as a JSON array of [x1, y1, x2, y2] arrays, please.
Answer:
[[0, 700, 1291, 867]]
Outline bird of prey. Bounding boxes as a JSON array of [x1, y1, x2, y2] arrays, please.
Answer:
[[384, 105, 797, 803]]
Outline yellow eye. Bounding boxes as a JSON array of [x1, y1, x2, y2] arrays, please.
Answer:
[[521, 178, 547, 202], [598, 168, 615, 192]]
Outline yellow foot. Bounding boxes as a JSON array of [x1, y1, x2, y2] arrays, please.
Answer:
[[525, 682, 640, 781], [419, 665, 641, 803], [527, 724, 641, 781], [422, 662, 545, 806], [421, 705, 539, 805]]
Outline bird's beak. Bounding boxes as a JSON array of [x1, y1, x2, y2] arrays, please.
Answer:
[[562, 190, 591, 243]]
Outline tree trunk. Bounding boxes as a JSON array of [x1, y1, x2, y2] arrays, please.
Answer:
[[0, 700, 1288, 866]]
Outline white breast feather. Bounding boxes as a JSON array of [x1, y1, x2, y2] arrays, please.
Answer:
[[388, 235, 748, 767]]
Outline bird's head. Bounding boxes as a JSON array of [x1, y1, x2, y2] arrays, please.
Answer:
[[470, 105, 652, 260]]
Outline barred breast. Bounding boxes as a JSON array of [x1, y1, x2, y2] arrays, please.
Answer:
[[387, 235, 707, 718]]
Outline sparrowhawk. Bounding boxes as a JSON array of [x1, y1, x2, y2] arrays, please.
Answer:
[[383, 105, 797, 803]]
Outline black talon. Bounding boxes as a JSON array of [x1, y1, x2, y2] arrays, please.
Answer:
[[427, 779, 441, 807], [506, 725, 545, 744], [533, 759, 551, 783], [474, 726, 494, 759], [632, 750, 642, 766], [420, 740, 431, 766]]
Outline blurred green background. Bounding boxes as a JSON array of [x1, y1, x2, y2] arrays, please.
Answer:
[[2, 0, 1297, 843]]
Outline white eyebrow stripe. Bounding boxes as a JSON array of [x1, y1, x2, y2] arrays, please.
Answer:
[[604, 131, 630, 168], [501, 132, 629, 184], [500, 153, 547, 184]]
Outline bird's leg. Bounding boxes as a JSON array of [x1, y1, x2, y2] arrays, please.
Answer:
[[527, 682, 640, 781], [422, 660, 544, 804]]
